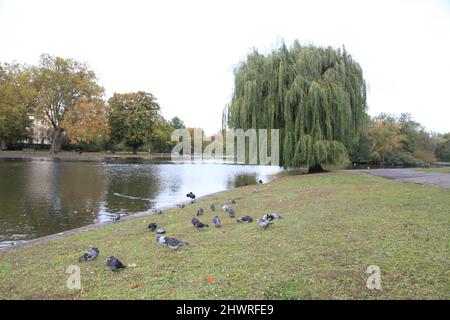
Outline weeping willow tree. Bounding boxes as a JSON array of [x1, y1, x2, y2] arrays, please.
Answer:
[[224, 41, 368, 171]]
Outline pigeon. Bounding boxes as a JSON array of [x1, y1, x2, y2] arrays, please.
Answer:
[[165, 237, 189, 250], [272, 213, 283, 220], [186, 192, 196, 199], [257, 217, 272, 229], [78, 247, 99, 262], [263, 213, 282, 221], [192, 217, 208, 229], [153, 209, 163, 214], [196, 207, 205, 216], [258, 179, 263, 184], [212, 216, 221, 228], [221, 204, 230, 212], [210, 203, 216, 212], [191, 217, 201, 226], [156, 227, 166, 234], [190, 200, 196, 204], [228, 208, 236, 218], [106, 256, 126, 272], [177, 204, 185, 209], [195, 220, 209, 230], [237, 215, 253, 223], [229, 198, 236, 204], [113, 214, 121, 221], [156, 234, 167, 246], [147, 223, 157, 231]]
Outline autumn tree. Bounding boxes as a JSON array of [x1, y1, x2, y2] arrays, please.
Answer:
[[224, 41, 367, 171], [32, 54, 104, 154], [0, 63, 36, 150], [367, 114, 405, 162], [108, 91, 160, 154], [61, 97, 110, 145]]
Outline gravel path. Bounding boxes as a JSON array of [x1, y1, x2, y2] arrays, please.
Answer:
[[350, 168, 450, 189]]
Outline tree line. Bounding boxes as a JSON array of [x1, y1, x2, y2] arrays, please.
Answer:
[[0, 54, 185, 154], [1, 50, 448, 165]]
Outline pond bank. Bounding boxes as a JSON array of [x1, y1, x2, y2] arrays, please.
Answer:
[[0, 151, 172, 160]]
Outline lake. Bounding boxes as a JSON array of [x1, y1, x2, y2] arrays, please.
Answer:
[[0, 157, 283, 248]]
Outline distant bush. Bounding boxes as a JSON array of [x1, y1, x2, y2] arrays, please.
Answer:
[[384, 150, 423, 167]]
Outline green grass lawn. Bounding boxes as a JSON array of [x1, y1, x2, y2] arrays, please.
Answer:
[[0, 172, 449, 299]]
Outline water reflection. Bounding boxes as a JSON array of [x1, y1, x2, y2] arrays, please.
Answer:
[[0, 158, 282, 246]]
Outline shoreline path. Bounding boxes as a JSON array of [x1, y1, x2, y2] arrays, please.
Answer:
[[349, 168, 450, 189]]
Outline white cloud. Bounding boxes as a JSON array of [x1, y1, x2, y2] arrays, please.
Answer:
[[1, 0, 449, 134]]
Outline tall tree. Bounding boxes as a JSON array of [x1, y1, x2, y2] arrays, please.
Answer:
[[0, 63, 35, 150], [32, 54, 104, 154], [108, 91, 160, 154], [224, 41, 367, 171]]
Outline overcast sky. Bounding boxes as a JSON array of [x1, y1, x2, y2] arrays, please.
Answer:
[[1, 0, 449, 135]]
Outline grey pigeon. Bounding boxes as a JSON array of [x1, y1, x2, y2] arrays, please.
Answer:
[[177, 204, 185, 209], [106, 256, 126, 272], [212, 215, 221, 228], [263, 213, 282, 221], [210, 203, 216, 212], [78, 247, 99, 262], [229, 198, 236, 204], [156, 227, 166, 234], [257, 217, 272, 229], [147, 223, 157, 231], [196, 207, 205, 216], [165, 237, 189, 250], [228, 208, 236, 218], [221, 204, 230, 212], [191, 217, 200, 226], [237, 215, 253, 223], [156, 234, 167, 246], [272, 213, 283, 220], [113, 214, 121, 221], [191, 217, 208, 229], [153, 209, 163, 214]]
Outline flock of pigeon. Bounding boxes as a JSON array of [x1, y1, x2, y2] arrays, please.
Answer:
[[77, 184, 282, 273]]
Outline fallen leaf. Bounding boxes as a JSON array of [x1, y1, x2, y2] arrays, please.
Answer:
[[207, 275, 216, 284], [131, 283, 139, 289]]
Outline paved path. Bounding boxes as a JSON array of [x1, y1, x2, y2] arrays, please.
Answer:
[[350, 168, 450, 189]]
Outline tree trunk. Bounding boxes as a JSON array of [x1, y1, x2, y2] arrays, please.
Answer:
[[132, 145, 138, 154], [49, 127, 64, 154], [0, 137, 7, 151], [308, 164, 325, 174]]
